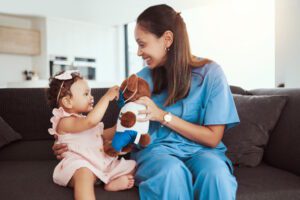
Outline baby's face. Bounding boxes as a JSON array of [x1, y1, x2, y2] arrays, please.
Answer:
[[69, 79, 94, 113]]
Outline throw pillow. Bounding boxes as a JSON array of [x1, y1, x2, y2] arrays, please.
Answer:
[[0, 116, 22, 148], [223, 95, 287, 167]]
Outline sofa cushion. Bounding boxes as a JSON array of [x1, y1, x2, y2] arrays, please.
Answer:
[[0, 160, 139, 200], [0, 140, 56, 161], [250, 89, 300, 176], [0, 116, 22, 148], [230, 85, 251, 95], [235, 163, 300, 200], [0, 88, 53, 140], [0, 88, 119, 141], [223, 95, 287, 167]]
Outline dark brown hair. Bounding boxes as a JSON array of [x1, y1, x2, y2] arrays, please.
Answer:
[[137, 4, 193, 106], [47, 71, 83, 109]]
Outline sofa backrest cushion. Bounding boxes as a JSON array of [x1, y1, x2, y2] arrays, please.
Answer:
[[230, 85, 251, 95], [0, 88, 119, 141], [250, 89, 300, 175], [0, 116, 22, 148], [0, 89, 52, 140], [223, 94, 287, 167]]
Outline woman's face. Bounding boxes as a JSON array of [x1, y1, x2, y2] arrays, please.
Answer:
[[134, 24, 167, 69]]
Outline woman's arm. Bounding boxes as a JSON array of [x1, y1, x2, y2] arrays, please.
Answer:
[[52, 134, 68, 160], [160, 114, 224, 148], [136, 96, 225, 148], [57, 86, 119, 134], [102, 125, 116, 141]]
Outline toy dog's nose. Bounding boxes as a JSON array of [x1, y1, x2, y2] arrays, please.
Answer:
[[120, 111, 136, 128]]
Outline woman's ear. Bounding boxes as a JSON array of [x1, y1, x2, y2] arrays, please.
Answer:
[[163, 30, 173, 48], [61, 96, 72, 109]]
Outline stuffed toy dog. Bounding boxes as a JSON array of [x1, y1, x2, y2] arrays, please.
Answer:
[[104, 74, 151, 156]]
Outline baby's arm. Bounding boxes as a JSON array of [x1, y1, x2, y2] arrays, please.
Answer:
[[57, 86, 119, 134]]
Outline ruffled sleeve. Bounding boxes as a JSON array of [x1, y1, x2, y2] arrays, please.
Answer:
[[48, 107, 78, 135]]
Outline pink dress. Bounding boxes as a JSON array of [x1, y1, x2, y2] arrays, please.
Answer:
[[48, 107, 136, 186]]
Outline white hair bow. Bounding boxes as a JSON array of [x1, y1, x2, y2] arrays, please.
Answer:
[[54, 70, 80, 80], [55, 70, 80, 103]]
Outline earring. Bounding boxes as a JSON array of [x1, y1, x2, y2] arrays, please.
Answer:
[[165, 47, 170, 52]]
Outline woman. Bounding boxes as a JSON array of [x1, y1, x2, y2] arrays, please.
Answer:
[[53, 4, 240, 200]]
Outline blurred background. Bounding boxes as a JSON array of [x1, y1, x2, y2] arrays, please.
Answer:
[[0, 0, 298, 89]]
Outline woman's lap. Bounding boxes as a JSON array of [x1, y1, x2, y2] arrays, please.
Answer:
[[133, 147, 193, 200], [132, 145, 237, 200]]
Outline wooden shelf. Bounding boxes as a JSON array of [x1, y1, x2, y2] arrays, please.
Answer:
[[0, 26, 40, 56]]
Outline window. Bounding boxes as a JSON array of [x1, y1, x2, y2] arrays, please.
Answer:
[[124, 21, 144, 77]]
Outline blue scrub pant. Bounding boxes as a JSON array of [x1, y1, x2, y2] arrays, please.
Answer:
[[132, 145, 237, 200]]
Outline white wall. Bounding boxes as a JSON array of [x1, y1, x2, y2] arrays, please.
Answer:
[[46, 18, 120, 84], [127, 21, 144, 75], [0, 0, 209, 27], [275, 0, 300, 88], [31, 17, 48, 79], [0, 15, 122, 87], [183, 0, 275, 89], [3, 0, 300, 89], [0, 14, 33, 84], [96, 25, 123, 85]]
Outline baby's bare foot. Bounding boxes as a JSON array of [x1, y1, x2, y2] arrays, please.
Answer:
[[104, 175, 135, 191]]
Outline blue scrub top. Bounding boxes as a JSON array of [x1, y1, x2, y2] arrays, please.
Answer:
[[136, 60, 240, 155]]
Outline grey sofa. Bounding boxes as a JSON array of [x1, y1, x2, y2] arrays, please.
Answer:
[[0, 87, 299, 200]]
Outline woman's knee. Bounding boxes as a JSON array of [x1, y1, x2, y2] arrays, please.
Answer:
[[137, 155, 191, 182], [202, 165, 234, 183], [187, 153, 234, 183], [198, 159, 233, 181], [147, 156, 186, 173], [189, 153, 229, 173]]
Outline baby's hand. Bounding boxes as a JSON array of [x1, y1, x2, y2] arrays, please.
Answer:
[[105, 85, 119, 101]]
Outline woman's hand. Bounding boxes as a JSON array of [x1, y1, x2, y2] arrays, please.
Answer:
[[52, 135, 68, 160], [135, 96, 166, 122]]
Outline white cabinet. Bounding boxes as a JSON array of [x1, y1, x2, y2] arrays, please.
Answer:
[[47, 18, 105, 58]]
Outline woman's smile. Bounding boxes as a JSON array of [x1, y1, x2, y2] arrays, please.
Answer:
[[143, 57, 152, 65]]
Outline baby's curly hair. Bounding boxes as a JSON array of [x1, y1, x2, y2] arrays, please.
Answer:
[[47, 71, 83, 109]]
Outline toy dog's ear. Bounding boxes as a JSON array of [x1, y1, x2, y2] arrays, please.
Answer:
[[138, 77, 151, 98], [120, 111, 136, 128], [127, 74, 138, 92], [139, 134, 151, 147], [120, 78, 128, 92]]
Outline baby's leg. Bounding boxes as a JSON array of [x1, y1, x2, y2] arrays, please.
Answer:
[[104, 168, 135, 191], [68, 167, 97, 200]]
